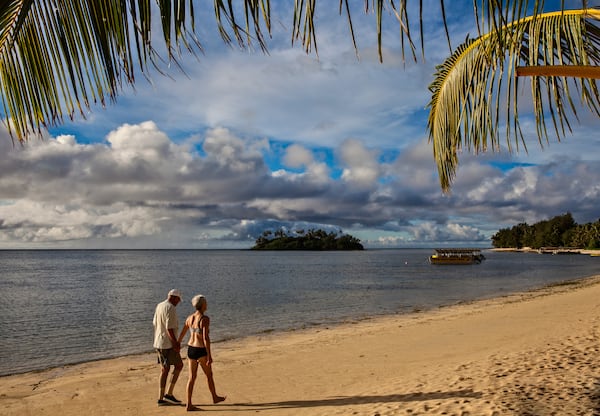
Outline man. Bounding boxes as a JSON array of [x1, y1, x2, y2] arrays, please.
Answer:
[[153, 288, 184, 406]]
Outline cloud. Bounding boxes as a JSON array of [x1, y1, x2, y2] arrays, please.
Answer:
[[339, 139, 381, 188], [283, 144, 314, 168], [1, 119, 600, 249], [280, 144, 330, 185], [409, 221, 488, 242], [4, 1, 600, 249], [51, 13, 436, 150]]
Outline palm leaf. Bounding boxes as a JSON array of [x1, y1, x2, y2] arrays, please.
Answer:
[[0, 0, 590, 160], [0, 0, 460, 143], [0, 0, 273, 142], [427, 8, 600, 192]]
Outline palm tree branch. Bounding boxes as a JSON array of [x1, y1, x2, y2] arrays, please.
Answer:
[[427, 8, 600, 192]]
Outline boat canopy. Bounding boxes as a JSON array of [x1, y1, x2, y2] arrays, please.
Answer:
[[432, 248, 482, 255]]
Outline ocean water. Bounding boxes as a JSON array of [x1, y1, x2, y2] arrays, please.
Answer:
[[0, 248, 598, 376]]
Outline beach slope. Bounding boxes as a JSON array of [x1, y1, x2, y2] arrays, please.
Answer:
[[3, 276, 600, 415]]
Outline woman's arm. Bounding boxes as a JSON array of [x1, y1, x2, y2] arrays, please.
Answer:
[[178, 316, 190, 344], [202, 316, 212, 364]]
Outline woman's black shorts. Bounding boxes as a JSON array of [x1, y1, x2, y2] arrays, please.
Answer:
[[187, 346, 208, 360]]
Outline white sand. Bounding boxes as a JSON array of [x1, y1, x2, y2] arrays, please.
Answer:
[[3, 276, 600, 415]]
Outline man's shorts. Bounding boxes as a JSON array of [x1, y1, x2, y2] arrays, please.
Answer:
[[156, 348, 183, 367]]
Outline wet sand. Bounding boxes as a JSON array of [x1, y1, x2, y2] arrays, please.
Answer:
[[3, 275, 600, 415]]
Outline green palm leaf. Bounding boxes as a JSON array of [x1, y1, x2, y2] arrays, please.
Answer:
[[428, 8, 600, 192], [0, 0, 272, 142], [1, 0, 595, 198], [0, 0, 460, 144]]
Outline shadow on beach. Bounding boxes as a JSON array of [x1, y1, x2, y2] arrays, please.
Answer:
[[218, 390, 482, 411], [587, 378, 600, 415]]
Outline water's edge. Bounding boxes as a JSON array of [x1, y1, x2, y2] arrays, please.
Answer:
[[5, 272, 599, 379]]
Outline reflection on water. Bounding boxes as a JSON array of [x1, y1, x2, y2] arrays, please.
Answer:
[[0, 249, 598, 375]]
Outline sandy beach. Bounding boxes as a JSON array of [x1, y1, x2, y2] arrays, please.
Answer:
[[3, 276, 600, 416]]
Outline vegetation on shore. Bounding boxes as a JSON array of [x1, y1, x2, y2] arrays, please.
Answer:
[[252, 228, 364, 251], [491, 213, 600, 250]]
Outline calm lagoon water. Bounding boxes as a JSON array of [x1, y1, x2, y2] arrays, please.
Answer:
[[0, 248, 598, 376]]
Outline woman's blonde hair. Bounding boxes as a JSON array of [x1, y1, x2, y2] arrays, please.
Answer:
[[191, 294, 206, 311]]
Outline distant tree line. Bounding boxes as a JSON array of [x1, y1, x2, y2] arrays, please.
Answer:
[[491, 213, 600, 249], [252, 228, 364, 250]]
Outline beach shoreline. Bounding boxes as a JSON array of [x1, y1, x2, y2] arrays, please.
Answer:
[[490, 247, 600, 256], [3, 274, 600, 415]]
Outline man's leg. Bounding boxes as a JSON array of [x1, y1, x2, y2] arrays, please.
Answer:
[[167, 360, 183, 396], [159, 365, 170, 401]]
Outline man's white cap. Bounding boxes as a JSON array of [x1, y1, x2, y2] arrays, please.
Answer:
[[168, 289, 182, 299]]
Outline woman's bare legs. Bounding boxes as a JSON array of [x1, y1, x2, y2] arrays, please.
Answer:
[[198, 357, 225, 403], [186, 359, 201, 411]]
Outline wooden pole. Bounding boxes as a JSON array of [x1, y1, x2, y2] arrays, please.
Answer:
[[516, 65, 600, 78]]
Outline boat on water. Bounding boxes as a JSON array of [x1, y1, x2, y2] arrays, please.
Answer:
[[429, 248, 486, 265]]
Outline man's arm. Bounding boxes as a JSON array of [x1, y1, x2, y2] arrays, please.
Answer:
[[167, 328, 180, 352]]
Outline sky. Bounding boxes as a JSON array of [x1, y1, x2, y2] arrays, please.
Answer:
[[1, 0, 600, 249]]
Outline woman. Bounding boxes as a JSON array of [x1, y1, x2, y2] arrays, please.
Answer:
[[178, 294, 226, 411]]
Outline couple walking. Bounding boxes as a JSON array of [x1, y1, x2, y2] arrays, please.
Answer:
[[153, 289, 226, 411]]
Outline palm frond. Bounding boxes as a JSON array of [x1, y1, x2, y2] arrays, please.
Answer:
[[1, 0, 454, 144], [0, 0, 591, 158], [0, 0, 274, 142], [0, 0, 195, 141], [427, 8, 600, 192]]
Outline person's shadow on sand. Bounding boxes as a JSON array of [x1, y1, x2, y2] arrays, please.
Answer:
[[221, 390, 483, 411]]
